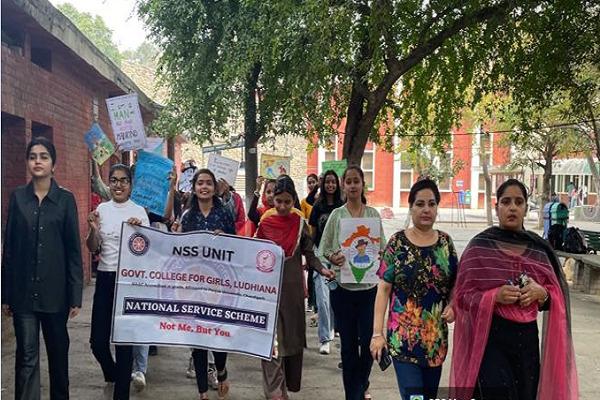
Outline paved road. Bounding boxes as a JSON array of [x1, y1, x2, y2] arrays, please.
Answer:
[[2, 221, 599, 399]]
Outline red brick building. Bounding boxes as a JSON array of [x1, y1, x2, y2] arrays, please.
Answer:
[[1, 0, 180, 281], [307, 120, 512, 209]]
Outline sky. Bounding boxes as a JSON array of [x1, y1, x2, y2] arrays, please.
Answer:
[[49, 0, 149, 51]]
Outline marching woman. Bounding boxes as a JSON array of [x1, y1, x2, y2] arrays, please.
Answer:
[[2, 137, 83, 400], [255, 175, 335, 400], [173, 168, 234, 400], [308, 169, 344, 354], [318, 165, 385, 400], [370, 179, 458, 399], [450, 179, 578, 400], [86, 164, 149, 400]]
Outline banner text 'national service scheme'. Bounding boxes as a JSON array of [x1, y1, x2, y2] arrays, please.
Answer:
[[112, 224, 284, 360]]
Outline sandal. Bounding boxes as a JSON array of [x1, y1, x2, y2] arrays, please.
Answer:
[[217, 380, 229, 400]]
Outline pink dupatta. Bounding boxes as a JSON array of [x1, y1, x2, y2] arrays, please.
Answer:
[[450, 227, 578, 400]]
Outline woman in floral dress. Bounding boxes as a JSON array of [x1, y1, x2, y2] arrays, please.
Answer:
[[370, 179, 458, 400]]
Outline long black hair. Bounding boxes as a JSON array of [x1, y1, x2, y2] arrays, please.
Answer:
[[342, 165, 367, 204], [274, 175, 301, 209], [314, 169, 343, 209], [187, 168, 221, 211]]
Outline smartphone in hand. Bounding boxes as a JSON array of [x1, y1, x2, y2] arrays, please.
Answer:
[[378, 347, 392, 371]]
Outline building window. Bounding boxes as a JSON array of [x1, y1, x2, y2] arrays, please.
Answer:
[[399, 152, 414, 190], [31, 121, 53, 141], [362, 147, 375, 191], [436, 147, 453, 191], [324, 150, 336, 161], [1, 20, 24, 54], [31, 46, 52, 71]]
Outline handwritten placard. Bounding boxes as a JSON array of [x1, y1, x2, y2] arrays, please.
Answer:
[[143, 137, 165, 155], [131, 150, 174, 216], [207, 154, 240, 186], [260, 154, 291, 179], [106, 93, 147, 151], [84, 122, 114, 165]]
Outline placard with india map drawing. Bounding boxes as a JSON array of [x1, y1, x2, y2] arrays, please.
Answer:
[[339, 218, 381, 284]]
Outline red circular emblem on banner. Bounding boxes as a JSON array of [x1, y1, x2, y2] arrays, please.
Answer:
[[256, 250, 276, 273], [128, 233, 149, 256]]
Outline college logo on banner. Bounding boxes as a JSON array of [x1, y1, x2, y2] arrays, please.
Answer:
[[128, 233, 150, 256], [256, 250, 276, 273]]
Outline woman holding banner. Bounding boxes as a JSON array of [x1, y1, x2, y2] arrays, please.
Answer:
[[318, 165, 385, 400], [174, 168, 235, 400], [255, 175, 335, 400], [86, 164, 149, 400]]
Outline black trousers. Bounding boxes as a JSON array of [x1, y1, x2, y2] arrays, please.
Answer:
[[13, 310, 70, 400], [90, 271, 133, 400], [474, 315, 540, 400], [330, 286, 376, 400], [192, 349, 227, 393]]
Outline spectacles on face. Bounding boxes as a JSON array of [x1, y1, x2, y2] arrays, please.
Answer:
[[109, 177, 131, 186]]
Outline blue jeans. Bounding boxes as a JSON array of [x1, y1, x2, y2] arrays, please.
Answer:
[[393, 359, 442, 400], [330, 286, 376, 400], [132, 346, 149, 374], [313, 273, 333, 343]]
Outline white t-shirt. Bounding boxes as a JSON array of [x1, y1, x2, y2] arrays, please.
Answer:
[[97, 199, 149, 272]]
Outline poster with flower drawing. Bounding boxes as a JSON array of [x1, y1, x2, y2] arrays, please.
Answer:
[[339, 218, 381, 284]]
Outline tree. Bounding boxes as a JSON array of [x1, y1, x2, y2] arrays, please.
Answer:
[[58, 3, 122, 65], [255, 0, 598, 165], [138, 0, 597, 177], [122, 41, 160, 67]]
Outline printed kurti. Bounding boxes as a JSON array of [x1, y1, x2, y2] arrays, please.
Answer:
[[377, 230, 458, 367]]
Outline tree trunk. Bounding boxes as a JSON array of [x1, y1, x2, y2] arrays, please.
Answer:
[[342, 84, 367, 165], [539, 150, 553, 229], [481, 133, 493, 226], [244, 62, 261, 208]]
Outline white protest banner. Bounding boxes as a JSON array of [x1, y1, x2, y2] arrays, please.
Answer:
[[207, 154, 240, 186], [178, 167, 197, 193], [106, 93, 147, 151], [112, 224, 284, 360], [143, 137, 165, 155], [130, 150, 174, 216], [339, 218, 381, 284]]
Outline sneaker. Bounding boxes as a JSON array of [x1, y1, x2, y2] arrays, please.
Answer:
[[131, 371, 146, 392], [319, 342, 330, 355], [186, 356, 196, 379], [207, 364, 218, 390]]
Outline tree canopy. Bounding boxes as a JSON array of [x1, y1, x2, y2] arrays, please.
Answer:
[[58, 3, 123, 66], [138, 0, 599, 164]]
